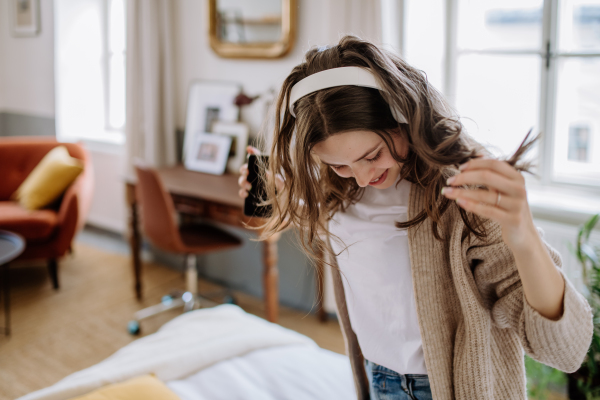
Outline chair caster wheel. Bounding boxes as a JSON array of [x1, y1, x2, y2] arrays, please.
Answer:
[[128, 320, 140, 335], [223, 295, 236, 305]]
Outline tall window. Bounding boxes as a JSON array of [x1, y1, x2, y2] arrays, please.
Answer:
[[106, 0, 126, 131], [403, 0, 600, 189], [55, 0, 126, 144]]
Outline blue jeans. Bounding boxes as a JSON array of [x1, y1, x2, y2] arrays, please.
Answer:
[[365, 359, 433, 400]]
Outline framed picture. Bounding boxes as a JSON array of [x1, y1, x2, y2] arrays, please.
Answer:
[[11, 0, 40, 37], [183, 81, 241, 165], [212, 121, 249, 174], [184, 132, 232, 175]]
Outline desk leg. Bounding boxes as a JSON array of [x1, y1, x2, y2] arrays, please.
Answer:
[[263, 235, 279, 323], [126, 183, 143, 300]]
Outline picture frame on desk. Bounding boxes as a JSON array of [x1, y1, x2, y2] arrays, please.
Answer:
[[183, 81, 241, 164], [184, 132, 232, 175], [213, 121, 249, 174]]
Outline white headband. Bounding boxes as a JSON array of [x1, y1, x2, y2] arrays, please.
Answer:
[[287, 66, 407, 123]]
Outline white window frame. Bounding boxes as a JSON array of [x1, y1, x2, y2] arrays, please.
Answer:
[[101, 0, 112, 134], [101, 0, 126, 135], [393, 0, 600, 222]]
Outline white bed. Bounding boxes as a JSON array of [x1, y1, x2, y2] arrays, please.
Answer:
[[18, 305, 355, 400], [167, 345, 354, 400]]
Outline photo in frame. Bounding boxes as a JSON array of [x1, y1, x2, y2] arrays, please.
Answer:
[[183, 81, 241, 166], [184, 132, 232, 175], [11, 0, 40, 37], [212, 121, 250, 174]]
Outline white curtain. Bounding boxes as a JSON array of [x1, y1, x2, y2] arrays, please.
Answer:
[[323, 0, 383, 44], [125, 0, 176, 173], [345, 0, 383, 44]]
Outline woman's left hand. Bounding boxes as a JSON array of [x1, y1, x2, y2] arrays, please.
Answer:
[[443, 158, 568, 321], [441, 157, 538, 252]]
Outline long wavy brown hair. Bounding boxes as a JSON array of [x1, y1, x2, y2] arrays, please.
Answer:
[[254, 35, 537, 265]]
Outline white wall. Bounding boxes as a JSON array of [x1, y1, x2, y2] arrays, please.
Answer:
[[0, 0, 55, 117], [173, 0, 382, 136], [85, 144, 128, 233]]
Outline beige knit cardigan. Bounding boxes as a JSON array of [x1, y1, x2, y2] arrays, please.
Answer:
[[326, 182, 594, 400]]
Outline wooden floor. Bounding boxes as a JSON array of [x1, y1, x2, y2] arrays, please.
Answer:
[[0, 242, 345, 400]]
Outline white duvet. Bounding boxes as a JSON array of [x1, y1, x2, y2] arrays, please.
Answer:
[[168, 345, 355, 400], [18, 305, 355, 400]]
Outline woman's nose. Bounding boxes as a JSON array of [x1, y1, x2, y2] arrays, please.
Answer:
[[353, 166, 373, 187]]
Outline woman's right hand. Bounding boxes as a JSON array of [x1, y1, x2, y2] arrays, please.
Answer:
[[238, 146, 261, 199], [238, 146, 284, 199]]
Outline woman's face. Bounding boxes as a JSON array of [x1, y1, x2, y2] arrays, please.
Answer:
[[311, 129, 408, 189]]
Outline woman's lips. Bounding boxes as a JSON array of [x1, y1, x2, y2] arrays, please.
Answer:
[[368, 169, 388, 186]]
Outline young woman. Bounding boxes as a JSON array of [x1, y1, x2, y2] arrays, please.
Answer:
[[238, 35, 593, 400]]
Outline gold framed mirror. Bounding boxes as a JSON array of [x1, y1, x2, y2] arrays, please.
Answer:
[[208, 0, 296, 59]]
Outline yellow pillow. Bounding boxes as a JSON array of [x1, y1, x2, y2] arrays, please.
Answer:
[[69, 375, 181, 400], [14, 146, 84, 210]]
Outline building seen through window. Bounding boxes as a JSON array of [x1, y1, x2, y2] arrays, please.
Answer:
[[404, 0, 600, 187]]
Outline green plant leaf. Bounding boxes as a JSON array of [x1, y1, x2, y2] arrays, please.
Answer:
[[570, 214, 600, 398], [582, 243, 600, 266], [583, 214, 599, 241]]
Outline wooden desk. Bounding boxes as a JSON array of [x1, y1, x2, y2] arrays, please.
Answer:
[[125, 165, 281, 323]]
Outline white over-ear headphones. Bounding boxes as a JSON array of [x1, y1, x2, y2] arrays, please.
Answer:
[[288, 66, 408, 124]]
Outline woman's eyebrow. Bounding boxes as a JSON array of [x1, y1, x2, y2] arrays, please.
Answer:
[[352, 143, 381, 163], [321, 144, 381, 167]]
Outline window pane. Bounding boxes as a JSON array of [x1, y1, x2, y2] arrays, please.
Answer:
[[55, 0, 106, 139], [457, 0, 543, 51], [557, 0, 600, 53], [109, 0, 126, 53], [108, 53, 126, 129], [455, 54, 541, 159], [552, 57, 600, 184]]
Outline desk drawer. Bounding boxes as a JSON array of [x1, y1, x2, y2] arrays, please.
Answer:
[[172, 195, 206, 215], [171, 194, 250, 229], [206, 203, 244, 226]]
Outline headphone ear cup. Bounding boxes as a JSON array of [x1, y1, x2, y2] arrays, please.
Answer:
[[390, 105, 408, 124]]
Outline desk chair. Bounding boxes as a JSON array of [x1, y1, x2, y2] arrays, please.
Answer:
[[128, 164, 242, 335]]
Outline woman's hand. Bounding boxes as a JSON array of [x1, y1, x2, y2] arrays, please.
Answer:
[[237, 146, 284, 199], [238, 146, 261, 199], [441, 157, 538, 253], [442, 157, 568, 320]]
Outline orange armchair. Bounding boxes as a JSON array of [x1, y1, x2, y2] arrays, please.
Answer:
[[0, 137, 94, 289]]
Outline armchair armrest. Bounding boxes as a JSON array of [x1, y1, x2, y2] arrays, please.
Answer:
[[53, 142, 94, 256]]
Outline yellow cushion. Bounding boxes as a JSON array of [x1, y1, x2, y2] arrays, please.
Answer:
[[69, 375, 181, 400], [14, 146, 84, 210]]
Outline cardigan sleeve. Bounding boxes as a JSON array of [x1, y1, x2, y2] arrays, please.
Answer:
[[466, 220, 594, 373]]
